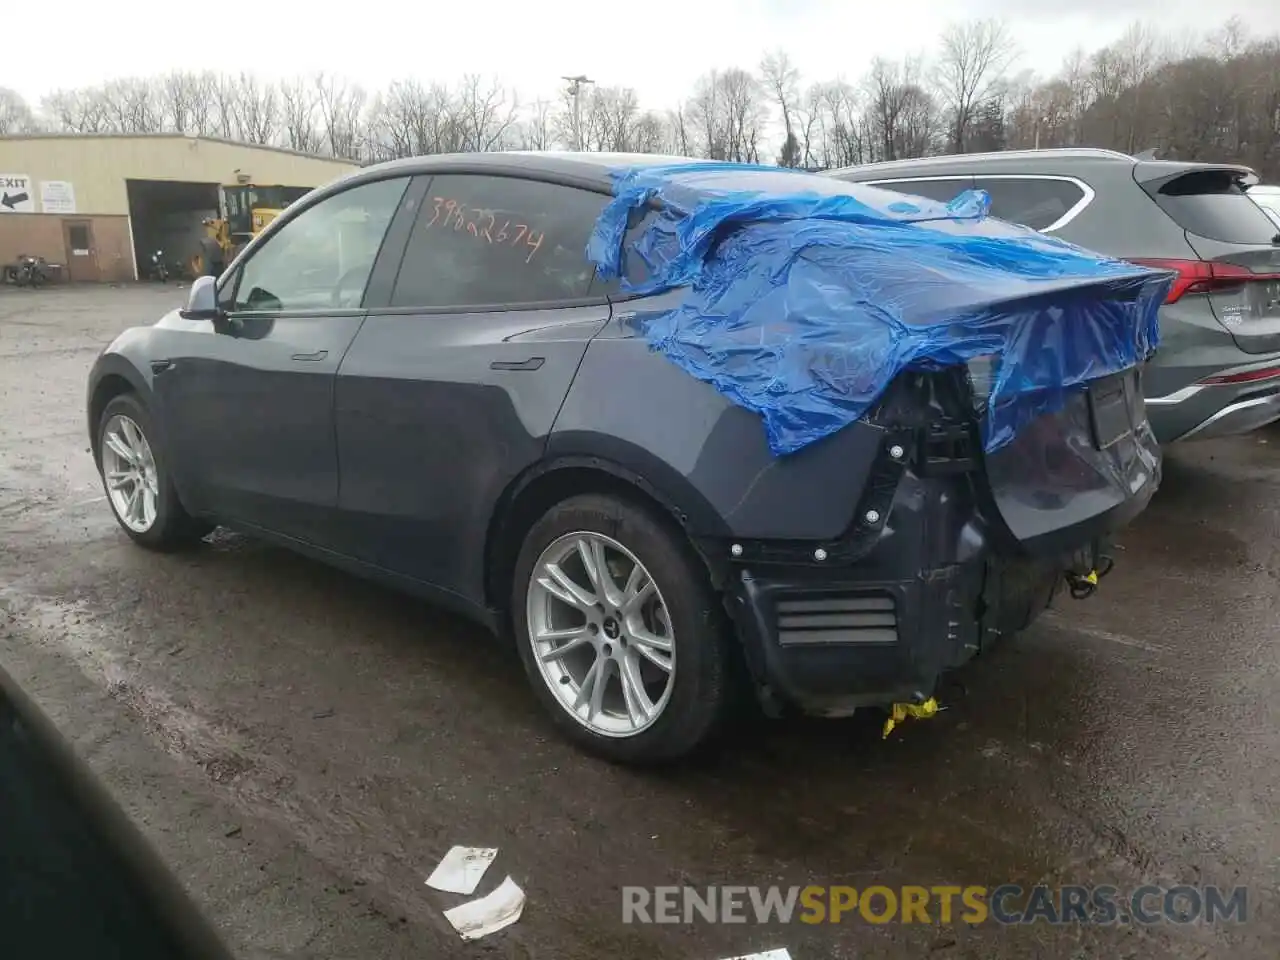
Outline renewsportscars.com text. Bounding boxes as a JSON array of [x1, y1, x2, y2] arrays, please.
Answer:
[[621, 884, 1248, 926]]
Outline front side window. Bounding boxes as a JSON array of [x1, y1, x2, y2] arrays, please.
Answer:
[[231, 176, 409, 313], [389, 175, 607, 309]]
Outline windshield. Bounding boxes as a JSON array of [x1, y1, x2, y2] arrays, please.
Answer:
[[247, 186, 310, 210]]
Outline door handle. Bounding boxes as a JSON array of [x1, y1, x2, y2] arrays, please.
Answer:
[[489, 357, 544, 371], [291, 350, 328, 362]]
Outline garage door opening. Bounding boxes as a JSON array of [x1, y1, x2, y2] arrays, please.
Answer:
[[126, 180, 220, 281]]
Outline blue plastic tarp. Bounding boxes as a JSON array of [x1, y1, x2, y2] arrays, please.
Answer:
[[586, 161, 1171, 456]]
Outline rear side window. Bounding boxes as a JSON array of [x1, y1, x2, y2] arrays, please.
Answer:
[[972, 177, 1087, 231], [872, 178, 974, 205], [390, 175, 606, 308], [1152, 171, 1280, 245]]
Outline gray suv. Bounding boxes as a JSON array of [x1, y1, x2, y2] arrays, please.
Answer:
[[827, 149, 1280, 443]]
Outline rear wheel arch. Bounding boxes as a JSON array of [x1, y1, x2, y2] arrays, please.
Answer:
[[484, 457, 727, 617]]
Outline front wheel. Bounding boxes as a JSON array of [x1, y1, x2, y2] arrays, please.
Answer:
[[511, 493, 735, 764], [97, 393, 212, 550]]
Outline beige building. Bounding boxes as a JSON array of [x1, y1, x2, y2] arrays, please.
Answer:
[[0, 134, 359, 282]]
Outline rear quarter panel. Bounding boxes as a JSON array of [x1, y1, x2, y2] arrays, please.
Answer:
[[551, 304, 887, 542]]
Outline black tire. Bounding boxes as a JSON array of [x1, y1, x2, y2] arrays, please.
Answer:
[[96, 393, 212, 550], [511, 492, 735, 764]]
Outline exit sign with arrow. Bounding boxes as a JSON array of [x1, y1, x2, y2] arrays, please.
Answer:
[[0, 174, 35, 213]]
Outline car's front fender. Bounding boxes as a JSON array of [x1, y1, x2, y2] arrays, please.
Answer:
[[85, 333, 156, 461]]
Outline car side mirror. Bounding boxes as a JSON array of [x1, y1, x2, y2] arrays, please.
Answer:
[[180, 275, 221, 321]]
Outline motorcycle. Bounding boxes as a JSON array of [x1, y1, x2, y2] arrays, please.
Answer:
[[4, 254, 52, 288], [149, 250, 170, 283]]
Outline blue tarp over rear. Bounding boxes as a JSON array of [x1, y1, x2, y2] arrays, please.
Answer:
[[586, 161, 1171, 457]]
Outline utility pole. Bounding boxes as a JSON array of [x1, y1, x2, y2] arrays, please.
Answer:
[[563, 75, 594, 151], [1033, 115, 1048, 150]]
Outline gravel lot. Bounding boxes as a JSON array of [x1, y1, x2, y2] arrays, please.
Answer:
[[2, 284, 1278, 960]]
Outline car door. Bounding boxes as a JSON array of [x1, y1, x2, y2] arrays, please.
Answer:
[[154, 175, 412, 544], [332, 172, 615, 603]]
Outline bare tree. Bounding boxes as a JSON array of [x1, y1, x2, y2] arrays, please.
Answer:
[[209, 75, 240, 139], [456, 74, 519, 152], [760, 49, 803, 166], [314, 72, 367, 159], [632, 112, 673, 153], [686, 68, 767, 161], [1212, 16, 1248, 60], [1112, 22, 1165, 152], [0, 87, 39, 134], [41, 87, 111, 133], [564, 85, 650, 151], [99, 78, 165, 133], [520, 98, 555, 150], [668, 105, 693, 156], [865, 56, 939, 161], [810, 79, 868, 168], [934, 18, 1016, 152], [794, 83, 823, 167], [15, 17, 1280, 182], [366, 79, 452, 159], [158, 72, 195, 133], [279, 77, 322, 153], [231, 73, 278, 145], [364, 79, 485, 159], [866, 57, 906, 160], [186, 72, 218, 137]]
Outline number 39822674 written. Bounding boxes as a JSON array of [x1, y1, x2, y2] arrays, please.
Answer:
[[425, 197, 546, 263]]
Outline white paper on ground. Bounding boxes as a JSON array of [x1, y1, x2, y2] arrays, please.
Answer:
[[424, 846, 499, 895], [443, 876, 526, 940], [720, 951, 793, 960]]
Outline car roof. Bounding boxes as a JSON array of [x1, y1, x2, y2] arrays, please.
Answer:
[[826, 148, 1138, 179], [827, 148, 1258, 183], [335, 151, 695, 194]]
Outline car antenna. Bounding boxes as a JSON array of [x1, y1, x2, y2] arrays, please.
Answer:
[[1133, 147, 1160, 160]]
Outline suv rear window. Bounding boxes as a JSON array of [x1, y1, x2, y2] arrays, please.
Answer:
[[1147, 171, 1280, 245]]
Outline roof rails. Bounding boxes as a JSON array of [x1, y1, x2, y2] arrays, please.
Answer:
[[832, 147, 1134, 174]]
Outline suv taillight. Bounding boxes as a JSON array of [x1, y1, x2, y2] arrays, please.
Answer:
[[1129, 258, 1280, 305]]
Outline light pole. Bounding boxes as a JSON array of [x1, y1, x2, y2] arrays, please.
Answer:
[[563, 75, 594, 151]]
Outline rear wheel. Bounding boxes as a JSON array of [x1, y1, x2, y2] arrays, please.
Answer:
[[97, 393, 212, 550], [512, 493, 735, 764]]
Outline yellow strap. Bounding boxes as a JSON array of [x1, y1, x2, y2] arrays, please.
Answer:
[[882, 697, 940, 738]]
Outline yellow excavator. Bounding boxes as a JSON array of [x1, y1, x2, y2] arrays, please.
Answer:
[[189, 183, 312, 278]]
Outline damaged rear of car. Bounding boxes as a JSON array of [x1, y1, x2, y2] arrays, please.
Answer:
[[559, 161, 1168, 751]]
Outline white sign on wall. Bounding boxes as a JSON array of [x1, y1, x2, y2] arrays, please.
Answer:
[[0, 174, 34, 213], [40, 180, 76, 215]]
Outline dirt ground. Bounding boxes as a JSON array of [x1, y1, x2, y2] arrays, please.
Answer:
[[2, 284, 1278, 960]]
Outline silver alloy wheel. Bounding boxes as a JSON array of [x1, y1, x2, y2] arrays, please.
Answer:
[[101, 413, 160, 533], [526, 531, 676, 738]]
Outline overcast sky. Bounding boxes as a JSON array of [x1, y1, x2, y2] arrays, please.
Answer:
[[10, 0, 1280, 111]]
